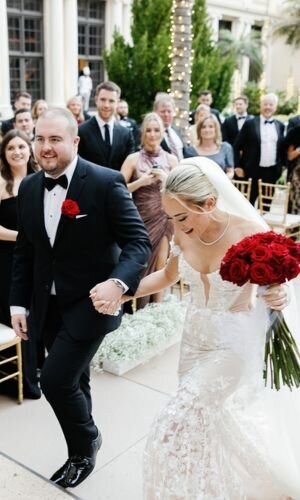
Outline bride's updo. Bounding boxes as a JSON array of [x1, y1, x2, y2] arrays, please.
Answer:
[[164, 162, 218, 207]]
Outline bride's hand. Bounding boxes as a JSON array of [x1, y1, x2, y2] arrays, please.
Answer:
[[261, 284, 290, 310]]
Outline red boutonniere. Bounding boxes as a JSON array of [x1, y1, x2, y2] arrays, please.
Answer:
[[61, 199, 80, 219]]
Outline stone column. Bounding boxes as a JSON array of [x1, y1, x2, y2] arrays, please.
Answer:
[[63, 0, 78, 101], [122, 0, 131, 43], [233, 18, 252, 87], [44, 0, 65, 106], [209, 12, 220, 42], [0, 0, 13, 118]]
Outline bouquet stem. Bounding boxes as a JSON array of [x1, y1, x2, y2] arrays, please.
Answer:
[[264, 310, 300, 390]]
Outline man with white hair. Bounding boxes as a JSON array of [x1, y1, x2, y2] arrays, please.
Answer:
[[233, 93, 284, 205]]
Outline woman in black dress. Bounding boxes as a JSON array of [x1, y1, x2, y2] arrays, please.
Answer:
[[0, 129, 42, 398]]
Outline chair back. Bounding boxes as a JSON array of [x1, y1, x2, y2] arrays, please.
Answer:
[[258, 180, 290, 225], [232, 178, 252, 201]]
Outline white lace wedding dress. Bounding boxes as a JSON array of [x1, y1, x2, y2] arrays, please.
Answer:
[[144, 245, 300, 499]]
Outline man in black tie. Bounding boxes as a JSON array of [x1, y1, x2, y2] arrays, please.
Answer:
[[222, 96, 253, 146], [287, 114, 300, 132], [234, 93, 284, 205], [78, 81, 135, 170], [10, 108, 151, 488]]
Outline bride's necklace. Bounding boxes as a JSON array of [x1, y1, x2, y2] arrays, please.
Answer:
[[198, 214, 230, 246]]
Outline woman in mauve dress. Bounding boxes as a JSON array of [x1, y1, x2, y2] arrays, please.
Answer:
[[121, 112, 178, 309]]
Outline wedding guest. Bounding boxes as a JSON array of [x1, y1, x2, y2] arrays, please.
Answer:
[[67, 95, 90, 124], [31, 99, 48, 124], [234, 93, 284, 205], [1, 91, 32, 136], [78, 81, 134, 170], [0, 129, 42, 398], [287, 114, 300, 132], [13, 109, 34, 142], [282, 125, 300, 214], [222, 96, 253, 146], [154, 93, 197, 160], [189, 89, 221, 125], [117, 99, 140, 150], [121, 112, 177, 308], [195, 114, 234, 178], [189, 104, 210, 147], [78, 66, 93, 112]]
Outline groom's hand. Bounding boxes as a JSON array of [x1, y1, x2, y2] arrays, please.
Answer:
[[90, 280, 123, 315], [11, 314, 28, 340]]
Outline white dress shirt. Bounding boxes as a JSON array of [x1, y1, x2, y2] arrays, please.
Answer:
[[236, 114, 247, 131], [259, 115, 278, 167], [95, 115, 115, 144], [165, 126, 184, 160]]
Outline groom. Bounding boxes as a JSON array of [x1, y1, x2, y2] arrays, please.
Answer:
[[10, 108, 151, 488]]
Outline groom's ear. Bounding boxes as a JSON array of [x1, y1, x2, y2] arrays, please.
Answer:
[[74, 136, 80, 146]]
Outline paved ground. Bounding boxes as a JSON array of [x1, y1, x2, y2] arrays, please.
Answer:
[[0, 343, 180, 500]]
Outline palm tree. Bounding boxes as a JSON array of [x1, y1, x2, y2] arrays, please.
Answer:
[[217, 29, 264, 81], [273, 0, 300, 48], [169, 0, 195, 142]]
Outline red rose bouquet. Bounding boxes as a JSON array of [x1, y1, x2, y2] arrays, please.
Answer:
[[61, 199, 80, 219], [220, 231, 300, 390]]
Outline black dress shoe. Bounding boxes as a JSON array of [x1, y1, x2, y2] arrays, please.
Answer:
[[50, 433, 102, 488]]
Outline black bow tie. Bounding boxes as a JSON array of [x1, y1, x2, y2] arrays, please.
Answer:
[[237, 116, 246, 120], [44, 174, 68, 191], [264, 120, 274, 124]]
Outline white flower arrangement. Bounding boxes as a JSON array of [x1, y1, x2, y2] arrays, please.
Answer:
[[92, 294, 187, 375]]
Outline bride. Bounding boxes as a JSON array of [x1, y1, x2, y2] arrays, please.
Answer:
[[92, 157, 300, 499]]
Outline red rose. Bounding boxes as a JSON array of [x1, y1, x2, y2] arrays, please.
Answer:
[[235, 236, 257, 257], [269, 243, 289, 264], [256, 231, 276, 244], [61, 199, 80, 219], [250, 244, 272, 262], [285, 238, 300, 259], [283, 256, 300, 281], [249, 262, 278, 285], [224, 258, 250, 286]]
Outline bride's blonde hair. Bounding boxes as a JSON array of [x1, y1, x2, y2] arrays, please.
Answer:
[[163, 162, 218, 207]]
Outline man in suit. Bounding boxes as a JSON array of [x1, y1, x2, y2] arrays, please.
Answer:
[[78, 81, 134, 170], [222, 96, 253, 146], [287, 114, 300, 132], [1, 91, 32, 136], [234, 93, 284, 205], [117, 99, 140, 150], [189, 90, 221, 125], [13, 109, 34, 141], [154, 93, 197, 160], [10, 108, 151, 488]]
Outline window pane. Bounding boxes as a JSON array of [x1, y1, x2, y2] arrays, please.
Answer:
[[7, 0, 21, 9], [24, 0, 42, 11], [88, 25, 104, 56], [89, 1, 105, 20], [78, 0, 88, 18], [78, 24, 86, 55], [25, 58, 43, 101], [8, 17, 21, 51], [24, 18, 42, 52], [9, 57, 21, 100]]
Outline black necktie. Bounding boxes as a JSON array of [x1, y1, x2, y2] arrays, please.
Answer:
[[44, 174, 68, 191], [104, 124, 111, 146], [264, 120, 274, 124]]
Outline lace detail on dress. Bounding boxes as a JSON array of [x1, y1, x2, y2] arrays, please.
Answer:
[[144, 255, 294, 499]]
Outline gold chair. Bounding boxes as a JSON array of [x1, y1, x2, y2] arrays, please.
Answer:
[[258, 180, 300, 240], [232, 178, 252, 200], [0, 324, 23, 404]]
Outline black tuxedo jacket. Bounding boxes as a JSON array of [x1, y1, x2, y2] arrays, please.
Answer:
[[78, 117, 135, 170], [1, 117, 14, 136], [287, 115, 300, 132], [161, 126, 198, 158], [221, 114, 253, 146], [233, 116, 284, 178], [10, 157, 151, 340]]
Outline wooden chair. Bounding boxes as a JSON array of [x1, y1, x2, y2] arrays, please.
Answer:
[[0, 324, 23, 404], [232, 178, 252, 201], [258, 180, 300, 240]]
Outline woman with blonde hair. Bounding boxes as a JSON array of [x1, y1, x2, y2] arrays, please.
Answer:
[[31, 99, 48, 123], [189, 103, 210, 147], [121, 112, 178, 308], [195, 114, 234, 178], [66, 95, 88, 124]]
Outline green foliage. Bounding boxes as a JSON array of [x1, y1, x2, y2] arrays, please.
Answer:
[[273, 0, 300, 48], [276, 91, 298, 115], [242, 81, 262, 115], [191, 0, 235, 111], [104, 0, 236, 120]]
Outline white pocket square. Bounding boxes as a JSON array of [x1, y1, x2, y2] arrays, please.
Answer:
[[75, 214, 88, 219]]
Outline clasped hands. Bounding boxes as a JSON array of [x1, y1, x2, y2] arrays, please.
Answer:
[[260, 283, 290, 311], [89, 280, 129, 316]]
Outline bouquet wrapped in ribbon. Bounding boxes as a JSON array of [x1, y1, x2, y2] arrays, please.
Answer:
[[220, 231, 300, 390]]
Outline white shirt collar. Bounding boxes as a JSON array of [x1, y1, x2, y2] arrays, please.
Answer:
[[95, 115, 115, 130], [260, 114, 274, 124], [44, 155, 78, 185]]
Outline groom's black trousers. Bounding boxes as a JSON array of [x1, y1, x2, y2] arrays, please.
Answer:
[[40, 296, 102, 456]]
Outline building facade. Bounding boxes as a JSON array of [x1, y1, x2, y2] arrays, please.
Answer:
[[0, 0, 299, 119]]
